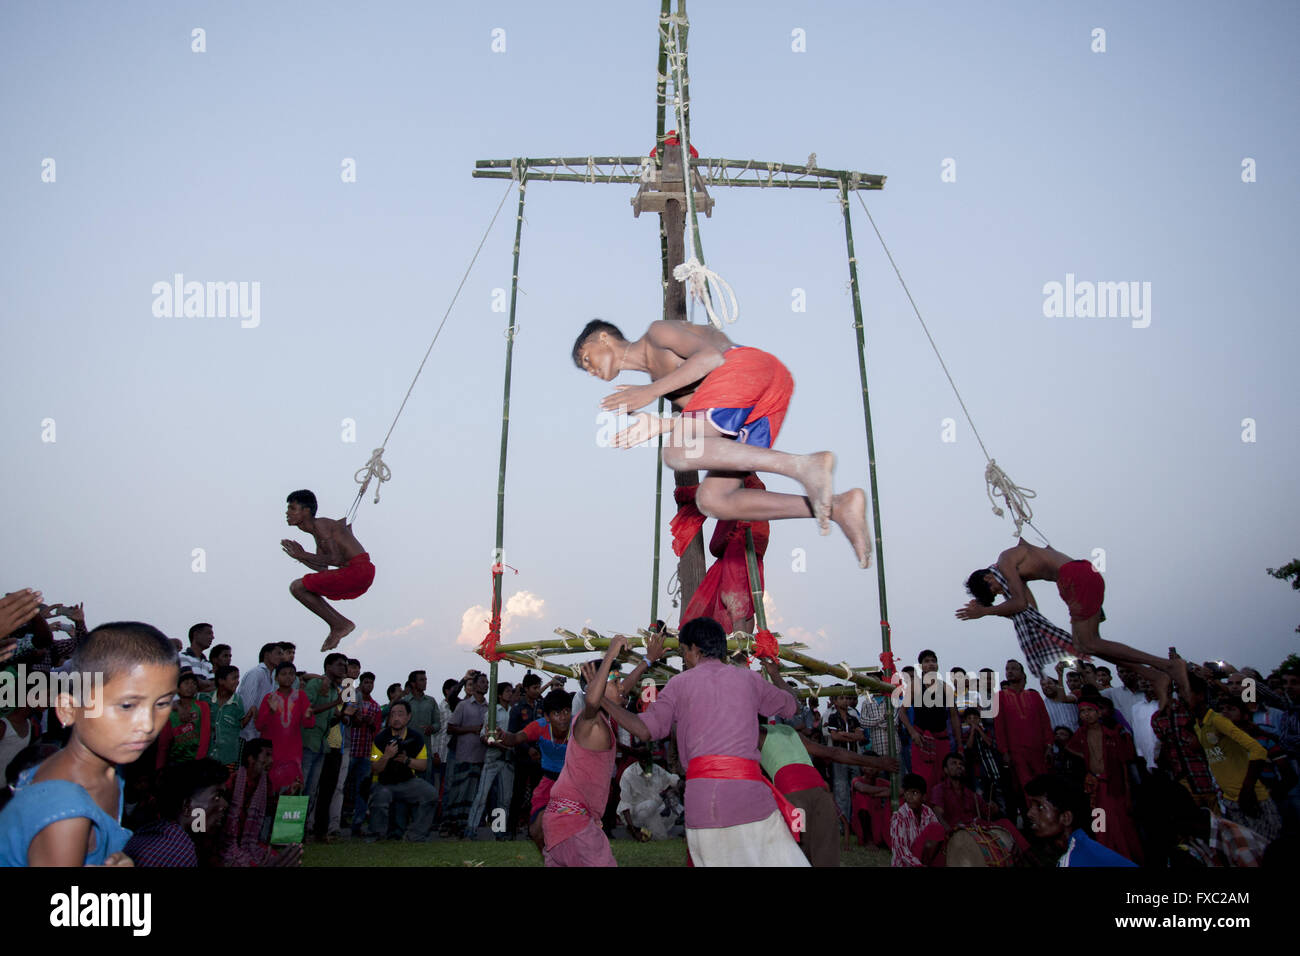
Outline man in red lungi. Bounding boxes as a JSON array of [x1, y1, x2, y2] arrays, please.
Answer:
[[281, 489, 376, 651], [956, 540, 1169, 671], [993, 659, 1054, 791], [572, 319, 872, 568]]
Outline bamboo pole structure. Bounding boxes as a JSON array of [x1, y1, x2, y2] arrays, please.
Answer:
[[492, 628, 894, 695], [649, 0, 671, 625], [838, 176, 897, 802], [485, 172, 528, 737], [473, 157, 884, 190]]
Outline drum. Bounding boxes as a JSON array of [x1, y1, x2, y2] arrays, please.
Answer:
[[945, 823, 1019, 867]]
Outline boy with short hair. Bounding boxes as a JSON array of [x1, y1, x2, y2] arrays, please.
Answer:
[[0, 622, 179, 865], [156, 670, 213, 768], [495, 687, 574, 851], [201, 664, 252, 769], [888, 773, 939, 867]]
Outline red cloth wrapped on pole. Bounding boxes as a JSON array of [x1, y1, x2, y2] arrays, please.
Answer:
[[878, 650, 897, 680], [475, 568, 506, 663], [753, 629, 779, 662], [677, 476, 769, 632], [650, 130, 699, 159], [670, 485, 706, 558]]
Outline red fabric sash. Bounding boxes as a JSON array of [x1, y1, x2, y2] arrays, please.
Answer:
[[674, 477, 770, 632], [773, 763, 827, 795], [686, 755, 801, 842]]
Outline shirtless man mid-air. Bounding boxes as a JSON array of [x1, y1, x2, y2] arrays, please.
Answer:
[[572, 319, 872, 568], [956, 540, 1168, 672], [281, 489, 375, 651]]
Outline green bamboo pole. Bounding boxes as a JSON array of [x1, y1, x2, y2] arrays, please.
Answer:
[[650, 1, 670, 629], [743, 529, 767, 629], [838, 177, 898, 803], [743, 528, 768, 678], [485, 170, 528, 737]]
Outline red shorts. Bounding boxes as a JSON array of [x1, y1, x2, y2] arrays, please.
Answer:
[[681, 347, 794, 448], [302, 553, 375, 601], [1056, 560, 1104, 622], [530, 776, 556, 823]]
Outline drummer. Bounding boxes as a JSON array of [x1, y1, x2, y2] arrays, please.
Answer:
[[925, 753, 1027, 866]]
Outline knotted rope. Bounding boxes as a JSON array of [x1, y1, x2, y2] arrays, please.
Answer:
[[660, 10, 738, 329]]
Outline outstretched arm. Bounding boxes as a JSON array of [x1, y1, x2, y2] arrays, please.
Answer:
[[582, 636, 627, 720], [801, 735, 898, 773]]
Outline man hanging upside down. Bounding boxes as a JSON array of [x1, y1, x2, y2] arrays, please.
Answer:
[[956, 540, 1169, 672], [572, 319, 872, 568], [281, 490, 375, 652]]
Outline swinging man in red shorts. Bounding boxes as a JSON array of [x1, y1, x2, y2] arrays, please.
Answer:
[[281, 489, 375, 651], [572, 319, 872, 568], [956, 540, 1170, 672]]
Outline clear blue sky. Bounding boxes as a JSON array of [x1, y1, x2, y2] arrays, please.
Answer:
[[2, 1, 1297, 692]]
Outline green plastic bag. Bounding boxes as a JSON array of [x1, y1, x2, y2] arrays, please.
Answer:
[[270, 795, 310, 845]]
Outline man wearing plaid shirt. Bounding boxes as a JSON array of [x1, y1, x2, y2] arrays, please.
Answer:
[[857, 690, 892, 756], [344, 671, 383, 835], [1170, 783, 1267, 867], [1151, 695, 1218, 806]]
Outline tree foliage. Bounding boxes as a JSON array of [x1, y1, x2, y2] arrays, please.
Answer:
[[1267, 560, 1300, 633]]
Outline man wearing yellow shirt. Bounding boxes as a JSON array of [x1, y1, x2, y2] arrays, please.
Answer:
[[1183, 664, 1282, 843]]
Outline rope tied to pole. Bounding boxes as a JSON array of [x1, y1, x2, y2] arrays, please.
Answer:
[[660, 8, 739, 330], [672, 257, 737, 328]]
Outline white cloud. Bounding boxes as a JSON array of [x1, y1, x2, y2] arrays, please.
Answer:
[[455, 590, 547, 647], [353, 617, 425, 649], [762, 591, 831, 651]]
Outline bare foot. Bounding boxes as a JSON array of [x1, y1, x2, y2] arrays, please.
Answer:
[[794, 451, 835, 535], [321, 620, 355, 652], [831, 488, 872, 569]]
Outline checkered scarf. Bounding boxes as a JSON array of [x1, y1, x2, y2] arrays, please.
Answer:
[[986, 566, 1077, 679]]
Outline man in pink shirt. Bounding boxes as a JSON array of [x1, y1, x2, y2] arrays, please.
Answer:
[[602, 617, 808, 867]]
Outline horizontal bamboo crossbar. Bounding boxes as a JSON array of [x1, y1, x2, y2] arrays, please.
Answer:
[[473, 156, 884, 190], [488, 626, 894, 695]]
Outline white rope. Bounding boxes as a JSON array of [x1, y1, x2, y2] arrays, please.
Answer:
[[353, 447, 391, 506], [672, 257, 737, 328], [343, 179, 516, 524], [660, 11, 739, 330], [984, 460, 1037, 538], [851, 189, 1049, 545]]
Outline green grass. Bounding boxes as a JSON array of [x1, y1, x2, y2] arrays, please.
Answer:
[[303, 836, 889, 867]]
